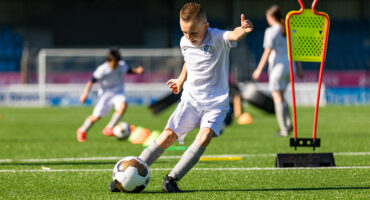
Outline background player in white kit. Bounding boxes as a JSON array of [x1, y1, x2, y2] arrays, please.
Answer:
[[76, 48, 143, 142], [252, 5, 303, 136], [112, 2, 253, 193]]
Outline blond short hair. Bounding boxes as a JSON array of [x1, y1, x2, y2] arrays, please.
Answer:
[[180, 2, 207, 23]]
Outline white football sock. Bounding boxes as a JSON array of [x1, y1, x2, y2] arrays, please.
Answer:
[[168, 142, 205, 181], [139, 141, 164, 166], [275, 101, 288, 135], [283, 102, 292, 130], [80, 118, 94, 132], [107, 113, 122, 127]]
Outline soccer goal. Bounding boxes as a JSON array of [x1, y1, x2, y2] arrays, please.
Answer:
[[0, 47, 327, 107], [35, 48, 183, 106]]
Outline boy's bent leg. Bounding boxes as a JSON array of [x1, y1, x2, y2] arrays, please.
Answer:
[[138, 142, 164, 166], [104, 98, 127, 136], [164, 128, 213, 192], [272, 91, 289, 136], [107, 102, 127, 127], [81, 115, 99, 132], [156, 128, 179, 149], [103, 102, 127, 136], [139, 128, 178, 166], [195, 127, 215, 146], [77, 115, 99, 142], [168, 128, 212, 180], [103, 111, 123, 136], [282, 101, 292, 132]]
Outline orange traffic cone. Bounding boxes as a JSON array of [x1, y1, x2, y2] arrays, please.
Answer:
[[129, 127, 151, 144]]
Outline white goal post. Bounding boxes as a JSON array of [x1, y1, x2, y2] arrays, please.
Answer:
[[37, 48, 183, 106], [0, 48, 326, 107]]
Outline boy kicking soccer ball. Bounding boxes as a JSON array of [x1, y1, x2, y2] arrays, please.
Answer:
[[110, 2, 253, 192], [76, 48, 143, 142]]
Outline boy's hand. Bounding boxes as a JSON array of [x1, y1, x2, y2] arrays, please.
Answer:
[[167, 79, 182, 94], [79, 94, 87, 104], [252, 68, 262, 81], [240, 14, 253, 33], [134, 66, 144, 74], [228, 14, 253, 42]]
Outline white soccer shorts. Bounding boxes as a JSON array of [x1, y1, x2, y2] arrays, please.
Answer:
[[268, 63, 291, 91], [92, 92, 126, 117], [166, 99, 228, 141]]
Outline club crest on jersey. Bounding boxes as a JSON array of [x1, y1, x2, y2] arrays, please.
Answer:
[[202, 44, 213, 55]]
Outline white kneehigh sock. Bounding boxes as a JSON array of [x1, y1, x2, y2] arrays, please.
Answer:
[[283, 101, 292, 130], [168, 142, 206, 181], [80, 118, 94, 132], [107, 113, 122, 127], [275, 101, 288, 134], [139, 141, 164, 166]]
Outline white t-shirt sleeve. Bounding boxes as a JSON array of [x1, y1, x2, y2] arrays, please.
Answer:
[[93, 66, 104, 80], [180, 36, 186, 56], [118, 60, 129, 74], [222, 31, 237, 49], [263, 27, 279, 49]]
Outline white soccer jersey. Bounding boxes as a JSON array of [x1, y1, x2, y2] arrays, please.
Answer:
[[263, 24, 295, 72], [180, 27, 237, 110], [93, 60, 129, 95]]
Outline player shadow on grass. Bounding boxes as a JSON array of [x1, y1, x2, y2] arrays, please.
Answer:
[[2, 160, 174, 166], [180, 186, 370, 193], [139, 186, 370, 194], [1, 161, 115, 166]]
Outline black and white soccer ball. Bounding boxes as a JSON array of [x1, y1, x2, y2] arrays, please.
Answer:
[[111, 156, 150, 193], [113, 122, 131, 140]]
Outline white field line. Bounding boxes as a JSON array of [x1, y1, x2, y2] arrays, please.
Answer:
[[0, 166, 370, 173], [0, 152, 369, 163]]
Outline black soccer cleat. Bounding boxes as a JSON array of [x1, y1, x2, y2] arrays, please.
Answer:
[[109, 180, 121, 192], [162, 175, 182, 193]]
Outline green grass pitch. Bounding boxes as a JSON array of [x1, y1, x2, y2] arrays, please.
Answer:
[[0, 105, 369, 199]]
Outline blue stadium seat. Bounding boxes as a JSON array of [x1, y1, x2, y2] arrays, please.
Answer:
[[0, 27, 23, 72], [7, 60, 16, 71], [0, 61, 6, 71]]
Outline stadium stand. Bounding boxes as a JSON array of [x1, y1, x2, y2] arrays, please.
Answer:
[[0, 27, 23, 72]]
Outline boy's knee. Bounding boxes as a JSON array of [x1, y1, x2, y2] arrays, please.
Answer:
[[196, 128, 215, 147], [89, 115, 100, 122], [156, 128, 178, 149]]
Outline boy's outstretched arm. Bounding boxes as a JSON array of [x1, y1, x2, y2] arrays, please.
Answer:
[[80, 80, 93, 104], [167, 62, 187, 94], [129, 66, 144, 74], [252, 48, 272, 80], [228, 14, 254, 42]]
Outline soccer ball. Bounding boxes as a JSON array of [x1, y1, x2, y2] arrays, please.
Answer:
[[112, 156, 150, 193], [113, 122, 131, 140]]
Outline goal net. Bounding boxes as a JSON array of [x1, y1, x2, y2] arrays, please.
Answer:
[[34, 48, 183, 106]]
